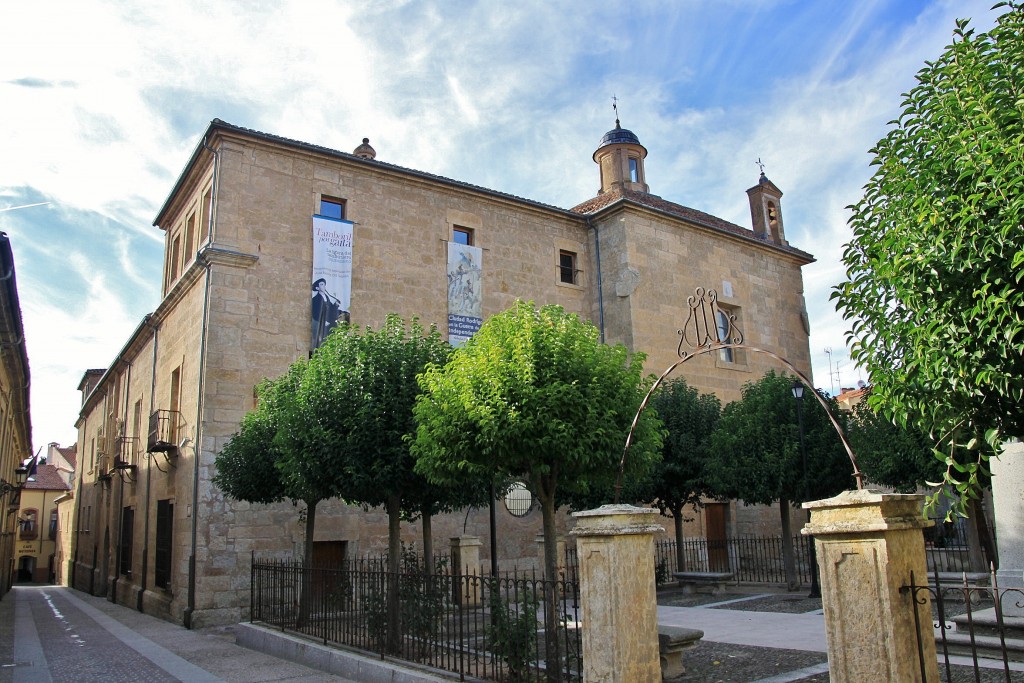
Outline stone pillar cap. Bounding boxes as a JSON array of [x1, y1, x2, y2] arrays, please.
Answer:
[[802, 489, 933, 536], [571, 504, 663, 536]]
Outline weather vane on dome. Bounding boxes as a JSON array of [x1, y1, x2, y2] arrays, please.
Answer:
[[612, 95, 620, 128], [756, 158, 766, 175]]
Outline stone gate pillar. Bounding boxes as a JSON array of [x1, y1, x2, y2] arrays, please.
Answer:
[[803, 490, 938, 682], [571, 505, 663, 683], [450, 536, 482, 607], [992, 440, 1024, 614]]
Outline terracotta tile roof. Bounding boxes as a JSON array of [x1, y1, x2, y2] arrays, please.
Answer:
[[57, 444, 77, 469], [24, 464, 70, 491], [570, 188, 814, 261]]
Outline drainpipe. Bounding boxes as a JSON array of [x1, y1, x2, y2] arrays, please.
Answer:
[[107, 390, 121, 602], [142, 319, 158, 613], [587, 217, 606, 343], [185, 138, 218, 629]]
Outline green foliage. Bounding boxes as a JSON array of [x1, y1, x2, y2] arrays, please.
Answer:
[[707, 371, 853, 505], [833, 3, 1024, 507], [300, 314, 460, 517], [412, 300, 662, 514], [487, 583, 539, 681], [846, 390, 944, 493], [364, 544, 450, 658], [413, 300, 660, 680], [213, 363, 308, 505], [647, 378, 722, 515]]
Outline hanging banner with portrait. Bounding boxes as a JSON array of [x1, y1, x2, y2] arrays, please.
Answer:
[[447, 242, 482, 346], [311, 215, 353, 350]]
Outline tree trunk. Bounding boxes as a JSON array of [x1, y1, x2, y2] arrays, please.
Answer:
[[965, 497, 996, 572], [386, 494, 402, 655], [421, 509, 433, 574], [779, 498, 798, 591], [297, 499, 317, 628], [539, 493, 563, 683], [673, 506, 686, 573]]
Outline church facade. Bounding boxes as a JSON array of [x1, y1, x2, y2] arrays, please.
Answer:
[[70, 118, 814, 627]]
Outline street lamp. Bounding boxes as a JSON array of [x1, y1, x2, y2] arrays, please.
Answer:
[[0, 465, 28, 496], [791, 380, 821, 599]]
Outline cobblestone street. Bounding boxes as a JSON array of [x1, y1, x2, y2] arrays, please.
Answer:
[[1, 585, 355, 683]]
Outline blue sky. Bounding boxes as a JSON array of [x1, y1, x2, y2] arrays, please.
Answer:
[[0, 0, 1003, 451]]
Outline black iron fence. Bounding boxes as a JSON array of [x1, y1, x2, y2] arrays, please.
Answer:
[[655, 536, 816, 585], [251, 556, 582, 682], [563, 532, 982, 590], [904, 568, 1024, 682]]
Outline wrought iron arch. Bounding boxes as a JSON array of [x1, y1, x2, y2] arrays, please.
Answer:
[[616, 287, 864, 502]]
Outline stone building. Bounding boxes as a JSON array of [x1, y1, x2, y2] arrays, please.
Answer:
[[71, 117, 814, 627], [14, 463, 70, 583], [0, 232, 33, 598]]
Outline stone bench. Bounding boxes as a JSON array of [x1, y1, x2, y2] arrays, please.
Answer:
[[658, 625, 703, 680], [673, 571, 734, 595]]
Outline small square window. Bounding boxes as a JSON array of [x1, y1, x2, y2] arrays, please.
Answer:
[[559, 250, 578, 285], [453, 226, 473, 246], [319, 197, 345, 220]]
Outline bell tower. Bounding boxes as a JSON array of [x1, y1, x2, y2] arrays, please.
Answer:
[[593, 103, 649, 195], [747, 170, 787, 245]]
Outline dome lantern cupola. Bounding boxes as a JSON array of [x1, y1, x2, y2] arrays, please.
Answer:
[[592, 106, 648, 195]]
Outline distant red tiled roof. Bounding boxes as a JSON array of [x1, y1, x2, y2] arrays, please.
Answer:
[[570, 188, 814, 261], [57, 444, 77, 469], [24, 464, 70, 491]]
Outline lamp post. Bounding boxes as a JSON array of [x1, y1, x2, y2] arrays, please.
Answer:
[[791, 381, 821, 599]]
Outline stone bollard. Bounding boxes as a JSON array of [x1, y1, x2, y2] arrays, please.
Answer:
[[450, 536, 482, 607], [992, 440, 1024, 614], [571, 505, 663, 683], [803, 490, 938, 682]]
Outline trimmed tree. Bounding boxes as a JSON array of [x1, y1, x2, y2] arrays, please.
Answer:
[[412, 301, 662, 682], [300, 315, 461, 652], [213, 362, 339, 625], [833, 3, 1024, 510], [213, 362, 334, 570], [707, 371, 852, 589], [648, 378, 722, 573]]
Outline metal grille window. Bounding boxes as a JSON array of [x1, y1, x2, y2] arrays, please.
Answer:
[[559, 250, 578, 284], [155, 500, 173, 589]]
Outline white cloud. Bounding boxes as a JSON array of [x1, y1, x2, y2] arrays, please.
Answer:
[[0, 0, 1007, 448]]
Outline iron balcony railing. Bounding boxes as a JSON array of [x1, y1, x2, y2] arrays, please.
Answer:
[[147, 410, 182, 453]]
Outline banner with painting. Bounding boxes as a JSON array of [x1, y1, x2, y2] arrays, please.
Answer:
[[311, 215, 353, 350], [447, 242, 482, 346]]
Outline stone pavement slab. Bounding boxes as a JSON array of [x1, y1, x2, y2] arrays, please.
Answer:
[[2, 585, 358, 683], [657, 604, 829, 652]]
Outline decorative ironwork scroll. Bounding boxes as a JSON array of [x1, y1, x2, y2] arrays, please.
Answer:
[[616, 287, 864, 503]]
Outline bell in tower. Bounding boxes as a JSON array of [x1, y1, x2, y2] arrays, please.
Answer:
[[746, 167, 787, 245]]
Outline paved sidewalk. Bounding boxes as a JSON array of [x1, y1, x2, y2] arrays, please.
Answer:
[[657, 601, 828, 653], [1, 585, 359, 683]]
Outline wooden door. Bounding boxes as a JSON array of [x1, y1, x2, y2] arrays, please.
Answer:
[[705, 503, 729, 572]]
